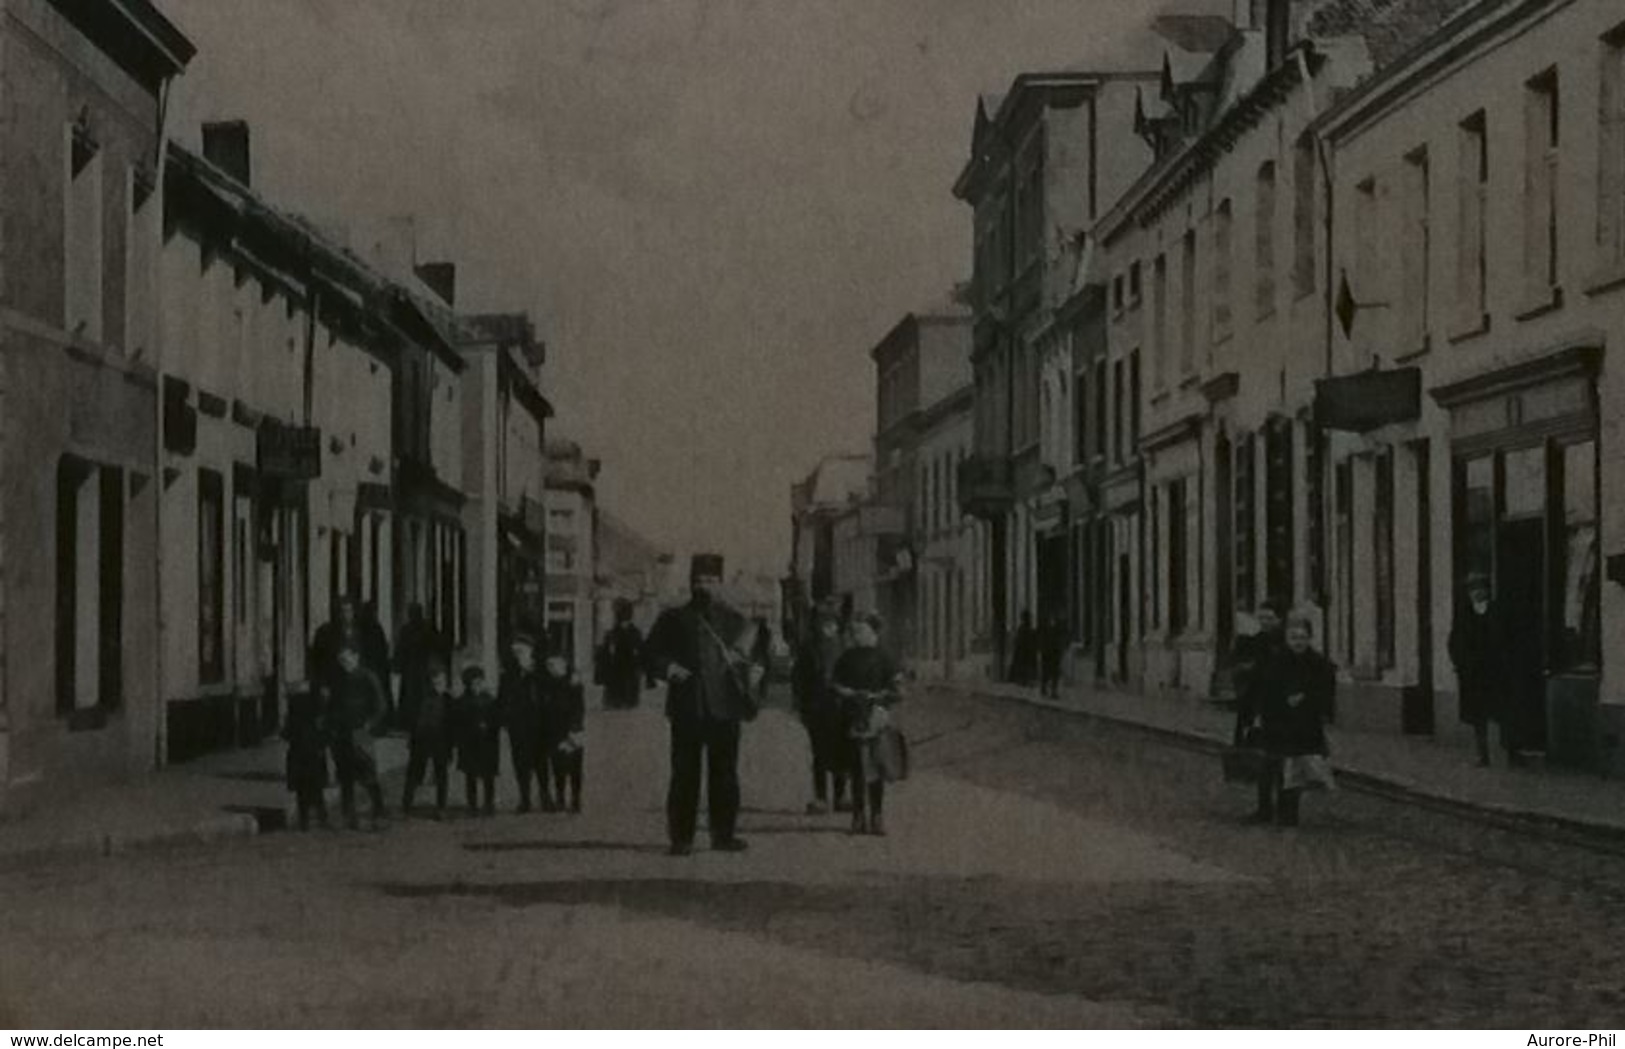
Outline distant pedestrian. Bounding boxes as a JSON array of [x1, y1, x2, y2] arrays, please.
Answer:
[[455, 666, 501, 816], [645, 553, 764, 856], [1233, 598, 1288, 820], [401, 661, 453, 818], [1008, 611, 1039, 687], [1449, 571, 1510, 768], [500, 633, 547, 814], [1255, 614, 1336, 828], [326, 644, 389, 830], [750, 618, 774, 704], [538, 648, 586, 814], [282, 690, 329, 831], [1038, 614, 1068, 698], [793, 609, 848, 814], [833, 613, 906, 836], [395, 603, 448, 732], [599, 600, 645, 710]]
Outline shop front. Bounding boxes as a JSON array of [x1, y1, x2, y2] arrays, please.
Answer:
[[1431, 344, 1601, 766]]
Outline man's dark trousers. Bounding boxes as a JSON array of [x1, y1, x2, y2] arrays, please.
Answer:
[[668, 717, 740, 847]]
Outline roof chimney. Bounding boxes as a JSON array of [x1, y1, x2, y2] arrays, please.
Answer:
[[201, 120, 251, 186], [415, 262, 456, 307]]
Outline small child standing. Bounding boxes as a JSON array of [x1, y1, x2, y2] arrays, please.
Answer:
[[538, 650, 586, 814], [401, 661, 453, 818], [456, 666, 501, 816], [283, 690, 329, 831]]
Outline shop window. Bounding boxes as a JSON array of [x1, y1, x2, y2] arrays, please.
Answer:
[[198, 470, 225, 685], [1459, 454, 1496, 581], [1559, 440, 1600, 670], [1167, 479, 1189, 636], [1235, 433, 1257, 612], [1375, 451, 1396, 671], [1335, 460, 1356, 665], [1264, 420, 1295, 603]]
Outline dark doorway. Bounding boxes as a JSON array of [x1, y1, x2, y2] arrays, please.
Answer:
[[1498, 515, 1548, 752], [1116, 550, 1132, 683]]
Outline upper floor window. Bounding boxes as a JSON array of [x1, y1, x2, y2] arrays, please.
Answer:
[[1523, 68, 1561, 298], [1292, 133, 1317, 297], [1401, 148, 1432, 352], [1112, 358, 1126, 465], [1152, 253, 1169, 387], [1457, 110, 1489, 325], [1129, 260, 1143, 307], [1180, 229, 1198, 375], [1600, 25, 1625, 266], [1113, 274, 1125, 312], [1212, 200, 1233, 341], [1255, 161, 1277, 319], [1354, 176, 1381, 357], [66, 121, 104, 342]]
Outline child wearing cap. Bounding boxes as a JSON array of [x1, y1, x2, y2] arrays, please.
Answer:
[[455, 665, 502, 816], [402, 660, 454, 818], [538, 649, 587, 814]]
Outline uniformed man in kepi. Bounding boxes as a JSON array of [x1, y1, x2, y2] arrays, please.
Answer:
[[645, 553, 764, 856]]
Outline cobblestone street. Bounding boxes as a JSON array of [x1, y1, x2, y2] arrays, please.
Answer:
[[4, 687, 1623, 1028]]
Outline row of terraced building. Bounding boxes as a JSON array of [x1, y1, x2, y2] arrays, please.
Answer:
[[799, 0, 1625, 773]]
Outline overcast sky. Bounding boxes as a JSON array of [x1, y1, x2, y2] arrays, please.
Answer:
[[157, 0, 1198, 577]]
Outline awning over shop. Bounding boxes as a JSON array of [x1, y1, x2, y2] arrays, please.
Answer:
[[1313, 367, 1421, 433]]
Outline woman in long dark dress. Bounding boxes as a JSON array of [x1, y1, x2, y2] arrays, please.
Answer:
[[1448, 571, 1509, 767], [793, 610, 848, 814], [1008, 611, 1039, 687], [600, 600, 645, 710], [1255, 614, 1335, 828]]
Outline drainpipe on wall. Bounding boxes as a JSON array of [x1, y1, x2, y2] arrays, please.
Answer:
[[152, 76, 174, 769]]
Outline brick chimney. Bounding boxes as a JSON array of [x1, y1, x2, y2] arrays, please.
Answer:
[[201, 120, 251, 186], [416, 262, 456, 308]]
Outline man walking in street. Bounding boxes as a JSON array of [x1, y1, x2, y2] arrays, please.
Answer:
[[1450, 571, 1511, 767], [645, 553, 764, 856]]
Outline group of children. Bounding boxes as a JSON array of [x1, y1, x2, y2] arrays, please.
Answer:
[[284, 633, 586, 830], [793, 609, 908, 837]]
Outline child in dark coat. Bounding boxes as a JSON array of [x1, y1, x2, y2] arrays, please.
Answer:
[[538, 650, 587, 813], [283, 690, 329, 831], [402, 661, 453, 817], [456, 666, 502, 816]]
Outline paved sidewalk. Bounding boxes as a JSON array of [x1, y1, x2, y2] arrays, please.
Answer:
[[0, 734, 409, 868], [924, 676, 1625, 839]]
